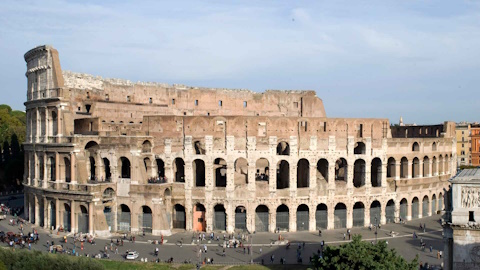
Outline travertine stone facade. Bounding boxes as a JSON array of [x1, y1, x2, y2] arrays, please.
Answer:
[[23, 45, 455, 237]]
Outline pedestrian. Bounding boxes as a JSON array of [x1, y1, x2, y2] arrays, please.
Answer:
[[437, 251, 440, 259], [260, 247, 262, 254], [319, 230, 322, 236], [204, 244, 207, 253], [270, 254, 275, 263], [28, 242, 31, 250], [222, 248, 226, 257], [343, 233, 346, 240], [115, 247, 118, 254], [303, 242, 305, 249], [430, 246, 433, 253], [439, 251, 443, 258]]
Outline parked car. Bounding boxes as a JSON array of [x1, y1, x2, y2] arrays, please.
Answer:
[[125, 251, 139, 260]]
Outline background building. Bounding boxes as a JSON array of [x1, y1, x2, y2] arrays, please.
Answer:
[[471, 124, 480, 167], [23, 45, 456, 237], [456, 122, 471, 167]]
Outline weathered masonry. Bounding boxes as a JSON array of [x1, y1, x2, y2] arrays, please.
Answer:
[[23, 45, 455, 236]]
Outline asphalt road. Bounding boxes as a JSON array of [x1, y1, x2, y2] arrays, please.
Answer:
[[0, 213, 444, 267]]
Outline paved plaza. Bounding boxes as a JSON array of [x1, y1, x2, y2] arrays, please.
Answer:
[[0, 214, 444, 267]]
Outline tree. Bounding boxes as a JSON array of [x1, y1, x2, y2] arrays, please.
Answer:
[[11, 133, 20, 157], [311, 235, 418, 270], [2, 141, 9, 164]]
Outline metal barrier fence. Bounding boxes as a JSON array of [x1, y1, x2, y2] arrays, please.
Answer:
[[104, 211, 114, 231], [276, 212, 289, 230], [432, 200, 437, 214], [78, 213, 89, 233], [296, 211, 309, 231], [235, 212, 247, 231], [412, 201, 419, 219], [315, 210, 327, 229], [139, 213, 153, 233], [173, 210, 186, 229], [385, 205, 395, 223], [255, 212, 269, 232], [353, 208, 364, 227], [370, 207, 381, 225], [214, 212, 226, 231], [334, 209, 347, 229], [63, 212, 71, 231], [422, 200, 429, 217], [400, 203, 407, 220], [117, 212, 131, 232]]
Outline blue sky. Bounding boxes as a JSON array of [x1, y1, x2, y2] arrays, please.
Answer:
[[1, 0, 479, 124]]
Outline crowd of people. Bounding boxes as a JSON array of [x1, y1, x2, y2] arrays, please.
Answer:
[[147, 176, 168, 184]]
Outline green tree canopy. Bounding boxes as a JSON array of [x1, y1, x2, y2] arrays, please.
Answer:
[[0, 105, 26, 145], [311, 235, 418, 270]]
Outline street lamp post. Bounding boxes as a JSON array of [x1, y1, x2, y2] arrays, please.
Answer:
[[374, 216, 378, 244]]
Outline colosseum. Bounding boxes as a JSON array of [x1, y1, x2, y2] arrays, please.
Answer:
[[23, 45, 456, 237]]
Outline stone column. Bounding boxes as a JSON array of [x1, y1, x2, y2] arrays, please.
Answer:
[[33, 152, 39, 186], [34, 196, 40, 226], [290, 207, 297, 232], [380, 203, 386, 224], [309, 164, 317, 197], [419, 200, 423, 219], [365, 160, 372, 188], [346, 204, 353, 228], [268, 165, 275, 195], [71, 200, 76, 233], [56, 106, 62, 137], [428, 160, 433, 177], [70, 152, 76, 183], [247, 164, 255, 192], [290, 164, 297, 197], [407, 161, 412, 179], [44, 107, 49, 139], [406, 203, 412, 221], [88, 202, 94, 235], [381, 163, 387, 188], [43, 152, 48, 188], [226, 161, 235, 195], [435, 159, 439, 176], [24, 194, 29, 221], [364, 205, 370, 227], [226, 203, 234, 233], [55, 199, 60, 230], [394, 162, 400, 180], [185, 202, 193, 231], [269, 209, 275, 233], [43, 196, 48, 229], [309, 205, 316, 232], [55, 152, 60, 181], [35, 108, 40, 143], [327, 204, 335, 229], [347, 164, 354, 194], [419, 159, 424, 178], [328, 164, 335, 196], [394, 201, 400, 222]]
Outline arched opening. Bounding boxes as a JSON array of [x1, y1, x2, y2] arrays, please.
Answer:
[[103, 158, 111, 181], [102, 187, 115, 199], [78, 205, 89, 233], [193, 203, 206, 232], [276, 141, 290, 155], [433, 156, 438, 175], [385, 200, 395, 223], [255, 205, 269, 232], [370, 201, 381, 226], [412, 197, 419, 219], [50, 201, 56, 229], [316, 159, 328, 183], [118, 204, 131, 232], [193, 140, 206, 155], [296, 204, 309, 231], [297, 159, 310, 188], [422, 195, 429, 217], [335, 158, 347, 182], [173, 158, 185, 182], [387, 157, 396, 178], [315, 204, 328, 229], [432, 194, 437, 214], [255, 158, 269, 182], [51, 111, 58, 135], [143, 157, 151, 178], [234, 158, 248, 185], [140, 206, 153, 233], [142, 140, 152, 153], [193, 159, 206, 187], [444, 155, 449, 173], [400, 157, 408, 178], [412, 157, 420, 178], [439, 155, 444, 175], [432, 142, 437, 151], [276, 204, 289, 231], [164, 188, 171, 197], [63, 203, 71, 232], [64, 157, 71, 182], [156, 159, 165, 178], [412, 142, 420, 151], [235, 206, 247, 231], [354, 142, 366, 154], [49, 156, 56, 181], [214, 204, 226, 231], [371, 158, 382, 187], [38, 198, 44, 227], [103, 207, 113, 231], [423, 156, 429, 177], [89, 157, 96, 180], [173, 204, 186, 229], [353, 159, 366, 188], [214, 158, 227, 187], [400, 199, 408, 221], [276, 160, 290, 189], [334, 203, 347, 229], [439, 192, 444, 211], [353, 202, 365, 227], [120, 157, 131, 179]]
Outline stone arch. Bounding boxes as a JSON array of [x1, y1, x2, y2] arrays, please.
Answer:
[[353, 159, 366, 188], [193, 140, 206, 155], [143, 157, 152, 177], [422, 195, 430, 217], [354, 142, 366, 154], [193, 203, 206, 232], [432, 142, 437, 151], [255, 158, 269, 182], [334, 203, 347, 229], [276, 141, 290, 155], [103, 187, 115, 199], [385, 199, 395, 223], [412, 142, 420, 151], [118, 204, 131, 232], [412, 157, 420, 178], [173, 204, 186, 229], [315, 204, 328, 229], [173, 158, 185, 182], [213, 204, 226, 231], [423, 156, 429, 177], [193, 159, 206, 187], [214, 158, 227, 187], [316, 159, 328, 183], [412, 197, 420, 219], [255, 205, 269, 232], [371, 158, 382, 187], [296, 204, 310, 231], [119, 157, 131, 179], [370, 200, 381, 225], [400, 157, 408, 178], [432, 156, 438, 175], [387, 157, 396, 178], [400, 198, 408, 221], [142, 140, 152, 153], [234, 158, 248, 185], [276, 204, 289, 231], [353, 202, 365, 227], [335, 158, 347, 182], [63, 157, 71, 182], [276, 160, 290, 189], [297, 159, 310, 188], [156, 158, 165, 178], [164, 188, 171, 197]]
